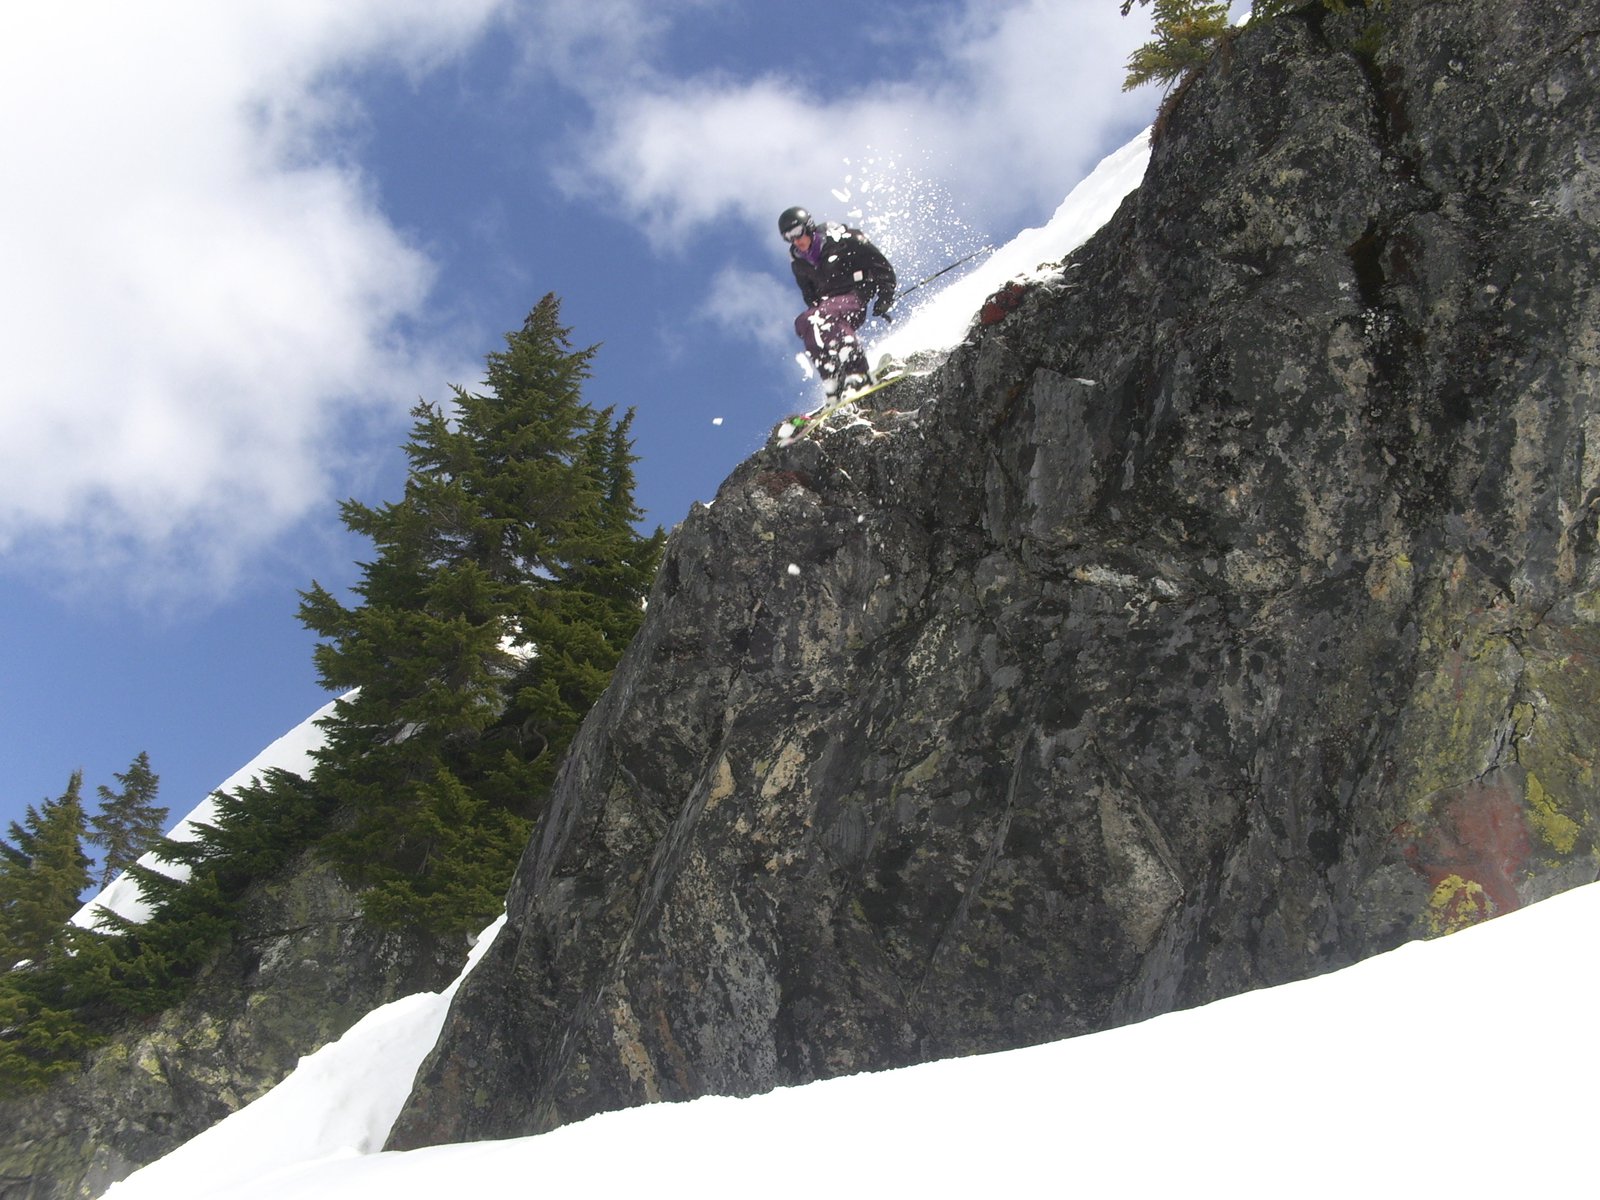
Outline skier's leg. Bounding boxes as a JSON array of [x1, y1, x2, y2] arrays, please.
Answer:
[[796, 306, 838, 388], [812, 294, 868, 389], [834, 301, 871, 384]]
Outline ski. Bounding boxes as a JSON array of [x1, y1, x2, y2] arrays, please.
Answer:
[[775, 370, 909, 444], [777, 374, 908, 444]]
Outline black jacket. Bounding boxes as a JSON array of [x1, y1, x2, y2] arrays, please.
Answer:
[[790, 224, 896, 312]]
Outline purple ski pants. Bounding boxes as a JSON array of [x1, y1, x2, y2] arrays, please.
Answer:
[[795, 293, 869, 382]]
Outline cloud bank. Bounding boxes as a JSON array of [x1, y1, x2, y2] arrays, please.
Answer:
[[564, 0, 1154, 244], [0, 1, 1156, 602], [543, 0, 1155, 354], [0, 2, 506, 598]]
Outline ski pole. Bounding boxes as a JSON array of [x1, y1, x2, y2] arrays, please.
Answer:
[[894, 244, 997, 305]]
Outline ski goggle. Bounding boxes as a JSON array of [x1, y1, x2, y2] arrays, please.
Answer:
[[783, 225, 810, 242]]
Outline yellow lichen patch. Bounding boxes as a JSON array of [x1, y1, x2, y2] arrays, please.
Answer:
[[1426, 874, 1496, 936], [1510, 700, 1536, 741], [704, 755, 735, 811], [608, 994, 662, 1102], [1365, 550, 1414, 603], [1516, 621, 1600, 861], [758, 740, 807, 801], [1388, 582, 1526, 809], [901, 748, 943, 791], [1526, 772, 1581, 855]]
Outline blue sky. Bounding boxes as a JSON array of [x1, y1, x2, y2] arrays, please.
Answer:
[[0, 1, 1157, 860]]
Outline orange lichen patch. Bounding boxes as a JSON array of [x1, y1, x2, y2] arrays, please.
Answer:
[[1398, 773, 1532, 932], [979, 281, 1031, 326], [755, 470, 812, 497]]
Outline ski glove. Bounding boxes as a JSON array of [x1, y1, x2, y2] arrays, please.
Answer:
[[873, 294, 894, 321]]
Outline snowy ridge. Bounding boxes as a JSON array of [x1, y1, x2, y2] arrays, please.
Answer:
[[70, 696, 343, 930], [876, 129, 1150, 362]]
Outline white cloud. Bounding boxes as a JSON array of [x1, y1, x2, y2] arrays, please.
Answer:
[[697, 265, 798, 357], [510, 0, 724, 88], [0, 1, 506, 598], [542, 0, 1156, 371], [565, 0, 1156, 247]]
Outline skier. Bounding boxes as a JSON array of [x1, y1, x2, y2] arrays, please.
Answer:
[[780, 206, 897, 398]]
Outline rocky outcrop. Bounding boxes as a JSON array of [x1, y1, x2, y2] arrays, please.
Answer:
[[0, 855, 459, 1199], [389, 0, 1600, 1149]]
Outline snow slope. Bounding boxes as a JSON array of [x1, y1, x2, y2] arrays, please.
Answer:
[[104, 880, 1600, 1199]]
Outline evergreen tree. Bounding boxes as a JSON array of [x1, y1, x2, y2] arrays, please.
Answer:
[[1121, 0, 1233, 91], [0, 974, 101, 1091], [0, 773, 93, 970], [299, 294, 662, 935], [1121, 0, 1392, 92], [87, 751, 167, 887]]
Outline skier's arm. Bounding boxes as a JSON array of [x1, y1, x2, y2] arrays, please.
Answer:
[[861, 240, 896, 318], [792, 260, 820, 308], [838, 231, 895, 315]]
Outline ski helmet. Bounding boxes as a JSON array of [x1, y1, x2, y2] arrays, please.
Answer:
[[778, 206, 814, 242]]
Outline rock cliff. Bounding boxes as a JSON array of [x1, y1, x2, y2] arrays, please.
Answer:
[[388, 0, 1600, 1149], [0, 855, 458, 1199]]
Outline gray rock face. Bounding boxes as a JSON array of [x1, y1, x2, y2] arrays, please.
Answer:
[[0, 855, 459, 1199], [389, 0, 1600, 1150]]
